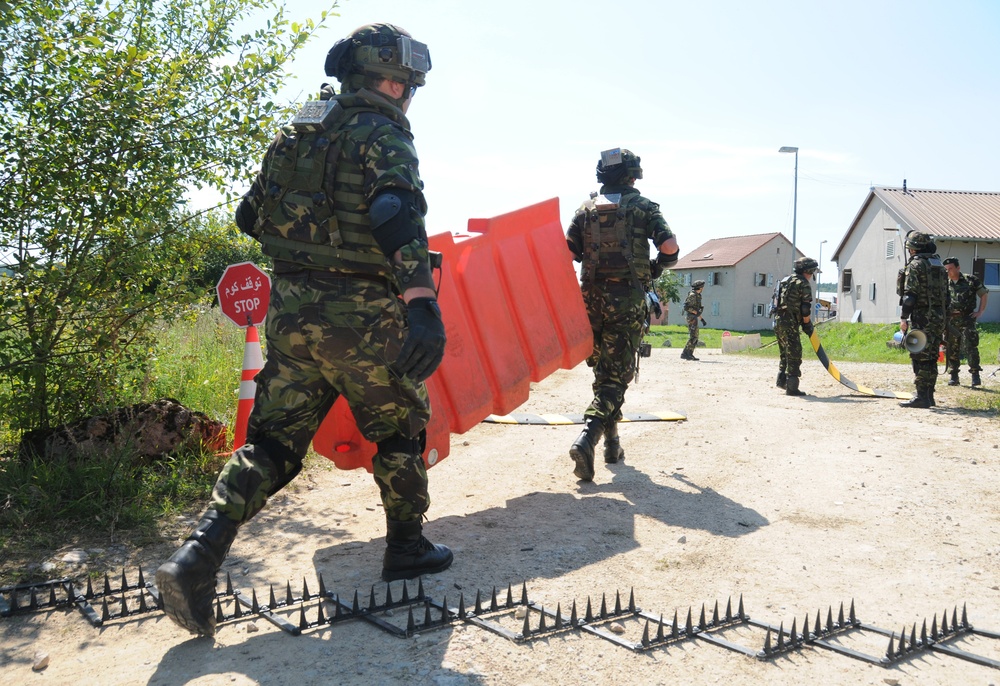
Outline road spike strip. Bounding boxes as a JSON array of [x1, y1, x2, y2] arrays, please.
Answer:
[[537, 605, 547, 632], [790, 618, 798, 644], [86, 578, 95, 599], [316, 599, 326, 625], [712, 600, 719, 627], [299, 605, 307, 630], [642, 620, 651, 646], [121, 568, 129, 592], [233, 596, 243, 619], [352, 590, 360, 614], [406, 605, 415, 633], [251, 589, 259, 614], [423, 601, 432, 628], [368, 585, 378, 612], [614, 590, 622, 616], [777, 621, 785, 651], [225, 573, 233, 596], [286, 581, 294, 606], [475, 590, 483, 614], [763, 628, 772, 654], [600, 594, 608, 620], [215, 598, 225, 623], [699, 603, 706, 631], [961, 602, 968, 628], [104, 573, 113, 597], [585, 597, 594, 623], [318, 574, 328, 598], [570, 600, 578, 626], [303, 578, 311, 603], [506, 584, 514, 608], [685, 607, 693, 636], [520, 582, 528, 606], [738, 594, 745, 620], [657, 614, 665, 642], [490, 587, 499, 612], [458, 593, 466, 618], [629, 588, 636, 613], [522, 605, 532, 637], [837, 602, 845, 627], [554, 603, 563, 630], [849, 598, 857, 625], [383, 582, 391, 607], [725, 597, 733, 622], [101, 598, 110, 622]]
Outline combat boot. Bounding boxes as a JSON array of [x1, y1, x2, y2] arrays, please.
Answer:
[[948, 370, 959, 386], [776, 372, 787, 389], [569, 416, 603, 481], [899, 389, 931, 408], [785, 375, 805, 396], [928, 386, 937, 407], [156, 509, 239, 636], [603, 422, 625, 464], [382, 518, 453, 582], [971, 371, 982, 387]]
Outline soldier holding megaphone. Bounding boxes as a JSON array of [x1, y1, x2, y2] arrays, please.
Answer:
[[896, 231, 948, 408]]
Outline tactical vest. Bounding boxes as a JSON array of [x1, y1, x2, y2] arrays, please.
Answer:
[[949, 274, 981, 313], [769, 275, 792, 317], [924, 256, 947, 315], [580, 192, 651, 289], [253, 93, 401, 278]]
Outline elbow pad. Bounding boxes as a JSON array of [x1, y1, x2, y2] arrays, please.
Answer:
[[370, 188, 426, 256], [657, 250, 679, 268], [800, 302, 812, 318], [567, 238, 582, 262], [235, 197, 259, 237], [900, 293, 916, 318]]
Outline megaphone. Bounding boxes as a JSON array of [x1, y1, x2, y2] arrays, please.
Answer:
[[903, 329, 927, 353]]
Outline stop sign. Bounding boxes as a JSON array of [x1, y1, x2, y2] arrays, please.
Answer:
[[217, 262, 271, 327]]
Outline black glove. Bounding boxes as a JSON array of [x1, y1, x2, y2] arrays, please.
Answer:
[[394, 298, 446, 382], [802, 322, 815, 336], [649, 259, 663, 279], [700, 317, 707, 326]]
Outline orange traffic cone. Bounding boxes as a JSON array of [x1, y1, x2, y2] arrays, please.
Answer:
[[232, 325, 264, 451], [938, 343, 945, 364]]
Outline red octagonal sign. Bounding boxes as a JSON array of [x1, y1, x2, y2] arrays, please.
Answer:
[[217, 262, 271, 327]]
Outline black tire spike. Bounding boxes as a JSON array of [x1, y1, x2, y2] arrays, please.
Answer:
[[554, 603, 563, 630], [826, 606, 834, 632], [474, 589, 483, 614], [298, 605, 307, 630], [100, 597, 110, 622], [285, 581, 294, 606], [417, 577, 425, 601], [406, 605, 415, 633], [656, 614, 665, 642], [776, 621, 785, 651], [725, 597, 733, 622], [250, 589, 259, 614], [802, 613, 810, 641], [521, 605, 531, 637], [400, 581, 409, 604], [671, 610, 679, 640], [698, 603, 706, 631], [351, 590, 360, 614], [440, 595, 449, 624], [642, 620, 651, 647], [137, 568, 146, 588], [215, 597, 225, 623], [815, 608, 823, 636], [29, 587, 38, 611], [103, 573, 112, 597], [920, 619, 928, 645], [712, 600, 719, 627], [269, 585, 277, 610], [614, 590, 622, 615], [952, 606, 959, 630], [961, 602, 968, 628], [318, 574, 328, 598], [48, 586, 57, 607], [138, 590, 149, 613], [931, 614, 938, 640], [537, 606, 546, 632], [685, 607, 694, 636], [458, 593, 466, 618], [600, 594, 608, 620], [837, 602, 845, 627], [119, 590, 129, 617], [628, 588, 636, 613], [910, 623, 917, 648], [941, 609, 949, 635], [505, 584, 514, 608], [225, 573, 233, 596], [763, 627, 772, 655], [570, 599, 578, 626], [121, 568, 129, 592], [383, 582, 391, 607], [520, 582, 528, 606], [790, 618, 798, 645], [302, 578, 311, 603], [233, 597, 243, 619], [490, 587, 499, 612], [368, 585, 377, 612], [585, 597, 594, 623], [885, 632, 895, 660], [316, 599, 326, 625], [422, 601, 432, 628], [849, 599, 857, 625], [85, 577, 95, 599], [738, 594, 745, 620], [334, 594, 343, 619]]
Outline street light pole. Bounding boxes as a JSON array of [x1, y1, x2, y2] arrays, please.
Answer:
[[779, 146, 799, 271], [818, 239, 827, 278]]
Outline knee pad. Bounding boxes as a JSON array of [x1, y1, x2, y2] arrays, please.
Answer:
[[376, 432, 423, 456], [254, 436, 303, 494]]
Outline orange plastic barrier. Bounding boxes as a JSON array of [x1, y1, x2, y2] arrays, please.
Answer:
[[312, 198, 592, 472]]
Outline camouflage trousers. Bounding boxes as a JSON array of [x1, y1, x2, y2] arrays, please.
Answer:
[[945, 313, 982, 372], [909, 326, 943, 392], [682, 316, 700, 355], [581, 283, 646, 423], [774, 316, 804, 377], [211, 272, 432, 525]]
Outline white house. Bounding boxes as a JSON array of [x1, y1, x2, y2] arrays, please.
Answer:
[[831, 185, 1000, 323]]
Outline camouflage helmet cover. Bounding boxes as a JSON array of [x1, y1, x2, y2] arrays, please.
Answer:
[[794, 257, 818, 273], [905, 230, 933, 252], [692, 280, 706, 289], [325, 23, 431, 89], [596, 148, 643, 184]]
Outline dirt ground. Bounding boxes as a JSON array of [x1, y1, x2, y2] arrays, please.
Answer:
[[2, 347, 999, 686]]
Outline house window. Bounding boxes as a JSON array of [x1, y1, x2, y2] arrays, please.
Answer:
[[855, 284, 861, 300], [983, 261, 1000, 288], [869, 282, 876, 302], [754, 272, 767, 287], [683, 273, 692, 286], [885, 239, 895, 259], [710, 271, 722, 286], [752, 303, 765, 317], [768, 273, 774, 287], [711, 301, 720, 316], [842, 269, 853, 293]]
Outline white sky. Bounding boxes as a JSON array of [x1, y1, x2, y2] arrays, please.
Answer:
[[229, 0, 1000, 279]]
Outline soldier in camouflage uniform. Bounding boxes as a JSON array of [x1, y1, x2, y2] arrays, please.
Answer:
[[898, 231, 948, 408], [943, 257, 988, 387], [681, 280, 706, 360], [156, 24, 451, 636], [565, 148, 679, 481], [774, 257, 817, 397]]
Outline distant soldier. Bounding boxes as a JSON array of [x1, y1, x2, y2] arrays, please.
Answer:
[[681, 280, 706, 360], [942, 257, 988, 387], [565, 148, 679, 481], [773, 257, 817, 396], [898, 232, 947, 408]]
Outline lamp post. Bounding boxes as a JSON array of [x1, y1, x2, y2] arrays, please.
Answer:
[[818, 239, 827, 277], [779, 146, 799, 271]]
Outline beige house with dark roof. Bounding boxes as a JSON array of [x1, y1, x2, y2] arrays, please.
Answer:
[[667, 232, 803, 331], [831, 186, 1000, 323]]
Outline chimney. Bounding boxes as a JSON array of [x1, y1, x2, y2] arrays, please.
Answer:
[[903, 179, 907, 193]]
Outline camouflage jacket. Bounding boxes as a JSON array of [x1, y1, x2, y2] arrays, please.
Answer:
[[683, 289, 703, 318], [947, 273, 987, 316], [566, 185, 673, 289], [775, 273, 812, 323], [901, 253, 947, 328], [237, 86, 425, 279]]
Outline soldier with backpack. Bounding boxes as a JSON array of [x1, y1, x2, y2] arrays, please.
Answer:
[[565, 148, 679, 481], [772, 257, 817, 396]]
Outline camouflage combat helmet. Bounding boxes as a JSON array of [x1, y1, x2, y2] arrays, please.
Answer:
[[692, 280, 706, 289], [596, 148, 643, 185], [904, 230, 934, 252], [325, 23, 431, 92], [793, 257, 818, 273]]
